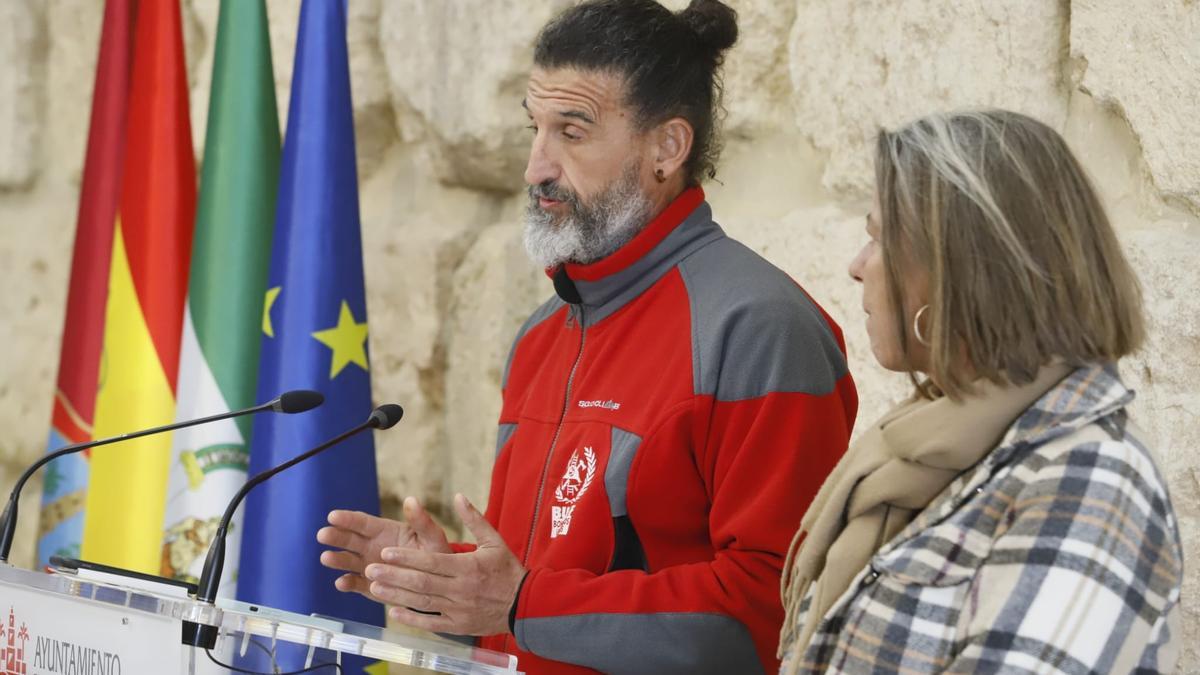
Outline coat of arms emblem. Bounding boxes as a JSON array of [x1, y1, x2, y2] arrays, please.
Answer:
[[0, 607, 30, 675], [550, 447, 596, 538]]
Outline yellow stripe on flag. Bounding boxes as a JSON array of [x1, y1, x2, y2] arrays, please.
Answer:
[[82, 222, 177, 573]]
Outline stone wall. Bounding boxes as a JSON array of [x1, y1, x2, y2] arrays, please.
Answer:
[[0, 0, 1196, 667]]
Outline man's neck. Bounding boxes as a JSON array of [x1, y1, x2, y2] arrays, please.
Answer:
[[643, 178, 688, 225]]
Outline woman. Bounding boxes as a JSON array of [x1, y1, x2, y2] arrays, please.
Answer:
[[777, 110, 1183, 673]]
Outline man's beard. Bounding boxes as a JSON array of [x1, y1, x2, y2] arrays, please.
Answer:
[[522, 160, 653, 269]]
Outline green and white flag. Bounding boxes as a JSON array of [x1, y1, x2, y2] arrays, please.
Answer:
[[163, 0, 280, 591]]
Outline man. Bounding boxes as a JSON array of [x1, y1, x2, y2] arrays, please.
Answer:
[[318, 1, 857, 672]]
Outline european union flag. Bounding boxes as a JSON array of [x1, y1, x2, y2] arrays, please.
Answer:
[[237, 0, 383, 670]]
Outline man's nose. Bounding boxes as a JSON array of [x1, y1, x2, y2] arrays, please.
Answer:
[[524, 134, 559, 187]]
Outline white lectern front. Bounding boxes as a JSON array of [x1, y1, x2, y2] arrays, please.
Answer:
[[0, 564, 520, 674]]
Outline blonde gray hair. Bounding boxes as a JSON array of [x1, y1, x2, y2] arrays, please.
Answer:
[[876, 109, 1145, 399]]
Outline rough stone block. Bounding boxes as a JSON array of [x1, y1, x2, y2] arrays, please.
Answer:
[[0, 0, 43, 188], [378, 0, 573, 193], [365, 221, 478, 514], [44, 0, 104, 181], [1122, 226, 1200, 666], [719, 0, 799, 136], [345, 0, 398, 180], [659, 0, 799, 136], [443, 223, 546, 509], [356, 144, 512, 515], [0, 183, 79, 467], [788, 0, 1067, 195], [1071, 0, 1200, 214]]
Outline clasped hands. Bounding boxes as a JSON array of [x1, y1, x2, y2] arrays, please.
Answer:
[[317, 493, 526, 636]]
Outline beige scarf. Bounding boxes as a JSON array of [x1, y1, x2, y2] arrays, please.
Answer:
[[777, 365, 1071, 673]]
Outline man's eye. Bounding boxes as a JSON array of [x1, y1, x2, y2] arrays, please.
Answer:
[[562, 130, 580, 141]]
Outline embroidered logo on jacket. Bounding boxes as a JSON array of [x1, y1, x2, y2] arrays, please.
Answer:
[[550, 447, 596, 538], [577, 399, 621, 411]]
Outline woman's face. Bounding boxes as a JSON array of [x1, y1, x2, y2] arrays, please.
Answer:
[[848, 195, 930, 373]]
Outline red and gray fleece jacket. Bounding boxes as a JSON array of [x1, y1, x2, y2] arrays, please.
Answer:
[[474, 187, 857, 674]]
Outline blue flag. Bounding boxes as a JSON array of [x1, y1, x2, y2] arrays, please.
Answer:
[[237, 0, 384, 669]]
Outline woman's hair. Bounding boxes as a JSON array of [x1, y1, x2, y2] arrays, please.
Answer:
[[875, 109, 1145, 399], [533, 0, 738, 185]]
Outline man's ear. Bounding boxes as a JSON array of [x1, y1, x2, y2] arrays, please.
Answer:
[[654, 117, 694, 181]]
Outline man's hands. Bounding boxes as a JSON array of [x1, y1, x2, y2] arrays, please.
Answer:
[[317, 496, 452, 603], [363, 493, 527, 636]]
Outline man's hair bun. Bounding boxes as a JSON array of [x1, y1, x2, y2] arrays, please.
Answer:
[[679, 0, 739, 56]]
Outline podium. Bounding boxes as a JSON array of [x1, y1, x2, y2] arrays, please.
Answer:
[[0, 563, 520, 674]]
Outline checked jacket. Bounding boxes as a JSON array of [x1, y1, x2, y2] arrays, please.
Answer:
[[787, 363, 1184, 674]]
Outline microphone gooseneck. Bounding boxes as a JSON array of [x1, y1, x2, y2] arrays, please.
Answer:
[[0, 390, 323, 564], [192, 403, 404, 608]]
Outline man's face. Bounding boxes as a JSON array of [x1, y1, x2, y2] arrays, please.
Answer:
[[521, 66, 655, 268]]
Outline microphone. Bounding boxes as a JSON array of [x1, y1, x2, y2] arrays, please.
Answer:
[[191, 403, 403, 612], [0, 390, 324, 564]]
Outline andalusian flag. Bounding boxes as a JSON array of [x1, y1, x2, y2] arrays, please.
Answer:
[[38, 0, 136, 567], [161, 0, 280, 590], [81, 0, 196, 574]]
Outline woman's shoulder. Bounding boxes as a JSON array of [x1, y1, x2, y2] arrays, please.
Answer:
[[1013, 410, 1167, 499], [1001, 403, 1179, 563], [995, 407, 1182, 593], [880, 366, 1181, 586], [995, 364, 1171, 507]]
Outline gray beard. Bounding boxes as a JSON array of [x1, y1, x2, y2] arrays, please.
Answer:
[[522, 162, 653, 269]]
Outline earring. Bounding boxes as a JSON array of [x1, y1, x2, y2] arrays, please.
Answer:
[[913, 304, 931, 346], [654, 168, 666, 183]]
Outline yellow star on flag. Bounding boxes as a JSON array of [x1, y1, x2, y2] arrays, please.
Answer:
[[263, 286, 282, 337], [363, 661, 389, 675], [311, 301, 369, 379]]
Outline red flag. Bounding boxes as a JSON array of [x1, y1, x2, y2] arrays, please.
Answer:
[[38, 0, 137, 567]]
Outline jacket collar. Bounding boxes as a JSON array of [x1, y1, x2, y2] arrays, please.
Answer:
[[994, 362, 1134, 462], [549, 187, 723, 326]]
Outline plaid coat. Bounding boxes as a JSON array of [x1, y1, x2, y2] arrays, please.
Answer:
[[785, 364, 1184, 674]]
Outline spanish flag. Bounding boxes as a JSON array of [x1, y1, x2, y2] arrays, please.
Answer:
[[81, 0, 196, 574]]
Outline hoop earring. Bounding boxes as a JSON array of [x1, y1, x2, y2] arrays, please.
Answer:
[[912, 304, 931, 347], [654, 168, 666, 183]]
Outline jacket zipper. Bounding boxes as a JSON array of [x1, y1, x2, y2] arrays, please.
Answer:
[[521, 304, 587, 564]]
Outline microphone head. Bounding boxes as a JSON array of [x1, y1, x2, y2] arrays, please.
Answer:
[[274, 390, 325, 414], [368, 404, 404, 429]]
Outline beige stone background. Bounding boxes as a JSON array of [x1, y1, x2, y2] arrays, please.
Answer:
[[0, 0, 1196, 669]]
